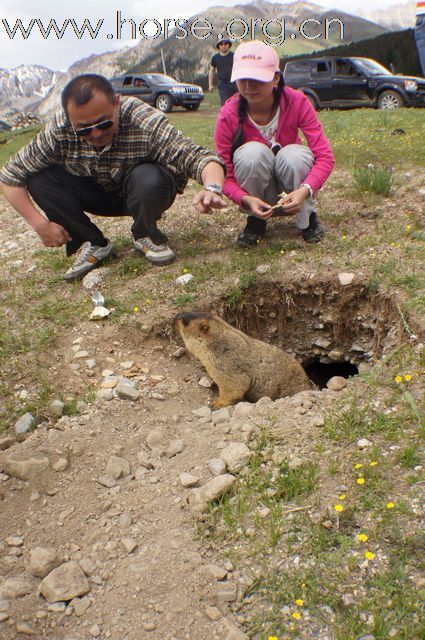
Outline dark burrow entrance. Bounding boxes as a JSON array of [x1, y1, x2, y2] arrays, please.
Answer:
[[304, 360, 359, 389], [217, 278, 411, 391]]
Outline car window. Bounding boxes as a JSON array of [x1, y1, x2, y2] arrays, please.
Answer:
[[314, 61, 331, 76], [145, 74, 178, 85], [352, 58, 391, 76], [334, 60, 359, 77], [122, 77, 133, 86], [134, 78, 148, 87], [285, 61, 314, 80]]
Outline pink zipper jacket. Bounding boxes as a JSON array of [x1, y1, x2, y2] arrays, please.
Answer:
[[214, 87, 335, 205]]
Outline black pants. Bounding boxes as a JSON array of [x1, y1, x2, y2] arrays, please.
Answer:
[[27, 164, 177, 256]]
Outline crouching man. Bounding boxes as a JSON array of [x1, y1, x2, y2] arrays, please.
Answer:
[[0, 74, 226, 281]]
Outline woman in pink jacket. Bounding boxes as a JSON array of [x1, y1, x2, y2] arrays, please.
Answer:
[[214, 40, 335, 247]]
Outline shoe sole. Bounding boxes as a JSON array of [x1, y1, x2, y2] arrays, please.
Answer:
[[63, 250, 117, 282], [134, 247, 176, 266]]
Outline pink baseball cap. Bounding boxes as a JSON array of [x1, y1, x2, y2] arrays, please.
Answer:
[[231, 40, 280, 83]]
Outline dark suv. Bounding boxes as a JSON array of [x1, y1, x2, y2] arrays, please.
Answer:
[[283, 57, 425, 110], [110, 73, 204, 113]]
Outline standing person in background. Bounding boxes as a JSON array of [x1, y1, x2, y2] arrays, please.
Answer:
[[214, 40, 334, 247], [415, 1, 425, 76], [209, 38, 238, 106]]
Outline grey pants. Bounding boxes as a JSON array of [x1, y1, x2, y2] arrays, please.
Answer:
[[233, 142, 315, 229]]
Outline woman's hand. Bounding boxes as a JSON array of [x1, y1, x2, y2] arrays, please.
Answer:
[[279, 186, 310, 214], [241, 195, 273, 219]]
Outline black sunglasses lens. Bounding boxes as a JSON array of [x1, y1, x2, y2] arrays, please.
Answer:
[[75, 120, 114, 136], [96, 120, 114, 131]]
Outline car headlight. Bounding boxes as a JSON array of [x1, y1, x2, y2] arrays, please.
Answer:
[[404, 80, 417, 92]]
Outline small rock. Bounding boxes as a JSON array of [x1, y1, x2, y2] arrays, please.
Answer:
[[313, 337, 332, 349], [322, 520, 333, 529], [205, 563, 227, 580], [49, 400, 65, 418], [74, 351, 89, 359], [5, 536, 24, 547], [342, 593, 356, 607], [102, 369, 114, 377], [212, 408, 231, 425], [201, 474, 236, 501], [223, 617, 249, 639], [79, 558, 96, 576], [143, 622, 156, 631], [0, 612, 9, 622], [192, 406, 212, 418], [357, 438, 372, 449], [121, 538, 138, 554], [338, 272, 355, 286], [53, 458, 69, 472], [70, 595, 91, 616], [166, 439, 185, 458], [40, 561, 90, 603], [2, 457, 49, 481], [16, 623, 37, 635], [100, 377, 118, 389], [96, 389, 114, 401], [205, 605, 222, 621], [216, 582, 238, 602], [47, 602, 66, 613], [198, 376, 213, 388], [105, 456, 130, 480], [146, 429, 164, 451], [288, 457, 304, 470], [220, 443, 252, 473], [116, 384, 140, 401], [121, 361, 134, 369], [172, 347, 185, 358], [89, 624, 101, 637], [85, 359, 97, 370], [256, 263, 270, 274], [0, 577, 34, 599], [208, 458, 226, 476], [137, 453, 154, 469], [14, 412, 34, 435], [180, 473, 200, 488], [119, 512, 133, 529], [326, 376, 348, 391], [97, 475, 117, 488], [328, 349, 344, 361]]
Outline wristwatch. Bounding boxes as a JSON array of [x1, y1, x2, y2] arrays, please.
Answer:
[[203, 183, 223, 195], [301, 183, 314, 198]]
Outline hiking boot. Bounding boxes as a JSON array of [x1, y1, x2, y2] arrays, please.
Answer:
[[134, 237, 176, 265], [64, 240, 114, 282], [236, 216, 267, 248], [302, 211, 325, 244]]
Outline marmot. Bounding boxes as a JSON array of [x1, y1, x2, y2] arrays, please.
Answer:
[[174, 311, 310, 408]]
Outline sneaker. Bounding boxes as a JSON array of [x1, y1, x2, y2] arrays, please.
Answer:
[[302, 211, 325, 244], [134, 237, 176, 265], [64, 240, 114, 282], [236, 217, 267, 248]]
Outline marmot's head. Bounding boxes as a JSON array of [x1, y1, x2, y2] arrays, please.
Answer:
[[174, 311, 214, 342]]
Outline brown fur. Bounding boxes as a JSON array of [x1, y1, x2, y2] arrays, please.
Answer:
[[174, 311, 310, 408]]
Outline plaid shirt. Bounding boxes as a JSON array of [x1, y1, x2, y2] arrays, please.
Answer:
[[0, 97, 224, 194]]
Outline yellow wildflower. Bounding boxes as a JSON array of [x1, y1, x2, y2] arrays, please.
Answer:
[[364, 551, 375, 560], [357, 533, 368, 542], [292, 612, 301, 620], [268, 637, 278, 640], [406, 225, 412, 231], [334, 504, 344, 512], [394, 375, 402, 383], [386, 502, 395, 509], [183, 267, 188, 273], [295, 599, 304, 606], [133, 306, 139, 312], [339, 494, 346, 500], [356, 477, 365, 485], [404, 374, 412, 381], [354, 463, 363, 469], [342, 235, 347, 240], [369, 461, 378, 467]]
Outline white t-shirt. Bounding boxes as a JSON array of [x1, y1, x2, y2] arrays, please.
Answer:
[[248, 108, 280, 146]]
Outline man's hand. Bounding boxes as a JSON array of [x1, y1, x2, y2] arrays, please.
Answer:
[[241, 195, 273, 219], [279, 187, 309, 214], [34, 219, 71, 247], [193, 189, 227, 213]]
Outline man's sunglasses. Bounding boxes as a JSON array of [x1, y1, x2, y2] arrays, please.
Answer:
[[73, 119, 114, 137]]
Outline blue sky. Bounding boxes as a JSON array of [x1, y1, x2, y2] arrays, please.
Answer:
[[0, 0, 416, 70]]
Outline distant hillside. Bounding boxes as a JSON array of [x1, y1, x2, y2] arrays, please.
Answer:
[[282, 28, 422, 77], [127, 1, 388, 88]]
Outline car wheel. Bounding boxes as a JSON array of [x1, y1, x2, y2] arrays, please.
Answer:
[[155, 94, 173, 113], [304, 93, 318, 110], [377, 90, 404, 110], [184, 104, 200, 111]]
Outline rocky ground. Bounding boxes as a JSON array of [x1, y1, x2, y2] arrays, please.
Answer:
[[0, 165, 423, 640]]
